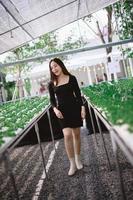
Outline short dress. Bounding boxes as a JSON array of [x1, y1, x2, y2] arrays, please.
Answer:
[[48, 75, 83, 129]]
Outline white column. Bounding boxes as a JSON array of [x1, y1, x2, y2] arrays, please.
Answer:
[[86, 66, 92, 85], [93, 66, 98, 84], [114, 71, 118, 82], [106, 62, 111, 81], [128, 58, 133, 77], [101, 64, 105, 81]]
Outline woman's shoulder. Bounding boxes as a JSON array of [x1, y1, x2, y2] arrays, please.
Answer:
[[48, 80, 52, 86], [47, 81, 54, 89], [70, 74, 77, 82]]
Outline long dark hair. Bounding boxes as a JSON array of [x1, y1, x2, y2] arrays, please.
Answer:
[[49, 58, 71, 85]]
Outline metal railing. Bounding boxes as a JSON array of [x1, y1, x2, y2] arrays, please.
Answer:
[[0, 104, 56, 200], [0, 38, 133, 68]]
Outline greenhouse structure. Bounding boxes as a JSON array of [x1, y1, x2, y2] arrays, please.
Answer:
[[0, 0, 133, 200]]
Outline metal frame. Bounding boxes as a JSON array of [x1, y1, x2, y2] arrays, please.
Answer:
[[85, 97, 133, 200], [0, 38, 133, 68], [93, 110, 112, 170], [110, 128, 127, 200], [0, 1, 34, 39], [0, 0, 118, 55], [85, 97, 112, 170], [0, 104, 56, 199], [0, 0, 78, 37], [86, 100, 98, 144], [47, 109, 56, 151]]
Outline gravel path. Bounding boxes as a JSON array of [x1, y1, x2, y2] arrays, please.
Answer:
[[0, 127, 133, 200]]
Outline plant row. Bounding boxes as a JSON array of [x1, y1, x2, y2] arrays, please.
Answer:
[[0, 96, 49, 147], [82, 78, 133, 133]]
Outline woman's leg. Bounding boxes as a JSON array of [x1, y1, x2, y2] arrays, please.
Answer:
[[72, 127, 83, 169], [63, 128, 77, 176]]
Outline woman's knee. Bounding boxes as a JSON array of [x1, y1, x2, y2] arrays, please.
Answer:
[[72, 128, 80, 139], [63, 128, 72, 140]]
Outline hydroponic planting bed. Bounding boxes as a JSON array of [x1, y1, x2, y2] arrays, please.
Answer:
[[82, 78, 133, 133], [0, 96, 49, 147]]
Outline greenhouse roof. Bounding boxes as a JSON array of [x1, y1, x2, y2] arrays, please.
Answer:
[[0, 0, 118, 55]]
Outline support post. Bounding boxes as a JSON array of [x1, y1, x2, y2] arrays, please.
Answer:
[[94, 110, 111, 170], [110, 129, 127, 200], [35, 123, 48, 179], [47, 109, 56, 151]]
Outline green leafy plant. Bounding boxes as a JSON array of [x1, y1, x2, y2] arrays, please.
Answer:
[[82, 79, 133, 133], [0, 96, 49, 146]]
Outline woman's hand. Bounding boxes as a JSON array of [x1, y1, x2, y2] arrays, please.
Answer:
[[53, 107, 64, 119], [81, 106, 86, 119]]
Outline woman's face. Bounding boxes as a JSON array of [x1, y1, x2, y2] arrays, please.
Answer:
[[50, 61, 62, 76]]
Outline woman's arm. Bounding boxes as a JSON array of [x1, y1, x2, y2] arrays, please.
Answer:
[[72, 76, 83, 106], [72, 76, 86, 119], [48, 82, 56, 108], [48, 82, 63, 119]]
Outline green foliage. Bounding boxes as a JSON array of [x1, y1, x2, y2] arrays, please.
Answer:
[[4, 30, 84, 66], [123, 48, 133, 58], [82, 79, 133, 132], [61, 35, 85, 51], [2, 28, 85, 100], [113, 0, 133, 58], [114, 0, 133, 40], [0, 96, 49, 146], [37, 33, 58, 53]]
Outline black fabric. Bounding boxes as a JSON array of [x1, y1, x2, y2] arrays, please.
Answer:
[[82, 97, 108, 134], [48, 81, 56, 108], [48, 75, 83, 129]]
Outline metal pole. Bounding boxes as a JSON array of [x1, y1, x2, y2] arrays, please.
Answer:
[[4, 151, 19, 200], [0, 1, 34, 40], [110, 129, 127, 200], [94, 110, 112, 171], [34, 123, 48, 179], [0, 39, 133, 68], [47, 109, 56, 151], [87, 102, 98, 145]]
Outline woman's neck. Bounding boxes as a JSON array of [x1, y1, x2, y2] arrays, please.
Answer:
[[55, 73, 69, 86], [57, 73, 66, 81]]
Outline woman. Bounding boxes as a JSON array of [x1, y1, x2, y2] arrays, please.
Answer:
[[48, 58, 85, 176]]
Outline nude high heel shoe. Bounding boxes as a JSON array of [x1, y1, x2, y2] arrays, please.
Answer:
[[68, 157, 77, 176], [75, 154, 83, 170]]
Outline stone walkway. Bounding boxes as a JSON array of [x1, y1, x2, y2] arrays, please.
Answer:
[[0, 128, 133, 200]]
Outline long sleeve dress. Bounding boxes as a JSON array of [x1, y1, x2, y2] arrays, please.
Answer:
[[48, 75, 83, 129]]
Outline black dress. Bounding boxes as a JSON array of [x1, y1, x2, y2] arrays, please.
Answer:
[[48, 75, 83, 129]]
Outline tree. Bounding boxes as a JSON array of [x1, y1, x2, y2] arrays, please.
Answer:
[[113, 0, 133, 40], [83, 6, 114, 62], [2, 31, 59, 99], [113, 0, 133, 58], [2, 29, 85, 99], [58, 30, 87, 60], [33, 32, 59, 55], [61, 34, 86, 51]]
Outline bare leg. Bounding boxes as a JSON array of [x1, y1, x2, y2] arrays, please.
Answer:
[[72, 127, 83, 169], [63, 128, 77, 176], [63, 128, 74, 158], [72, 128, 81, 154]]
